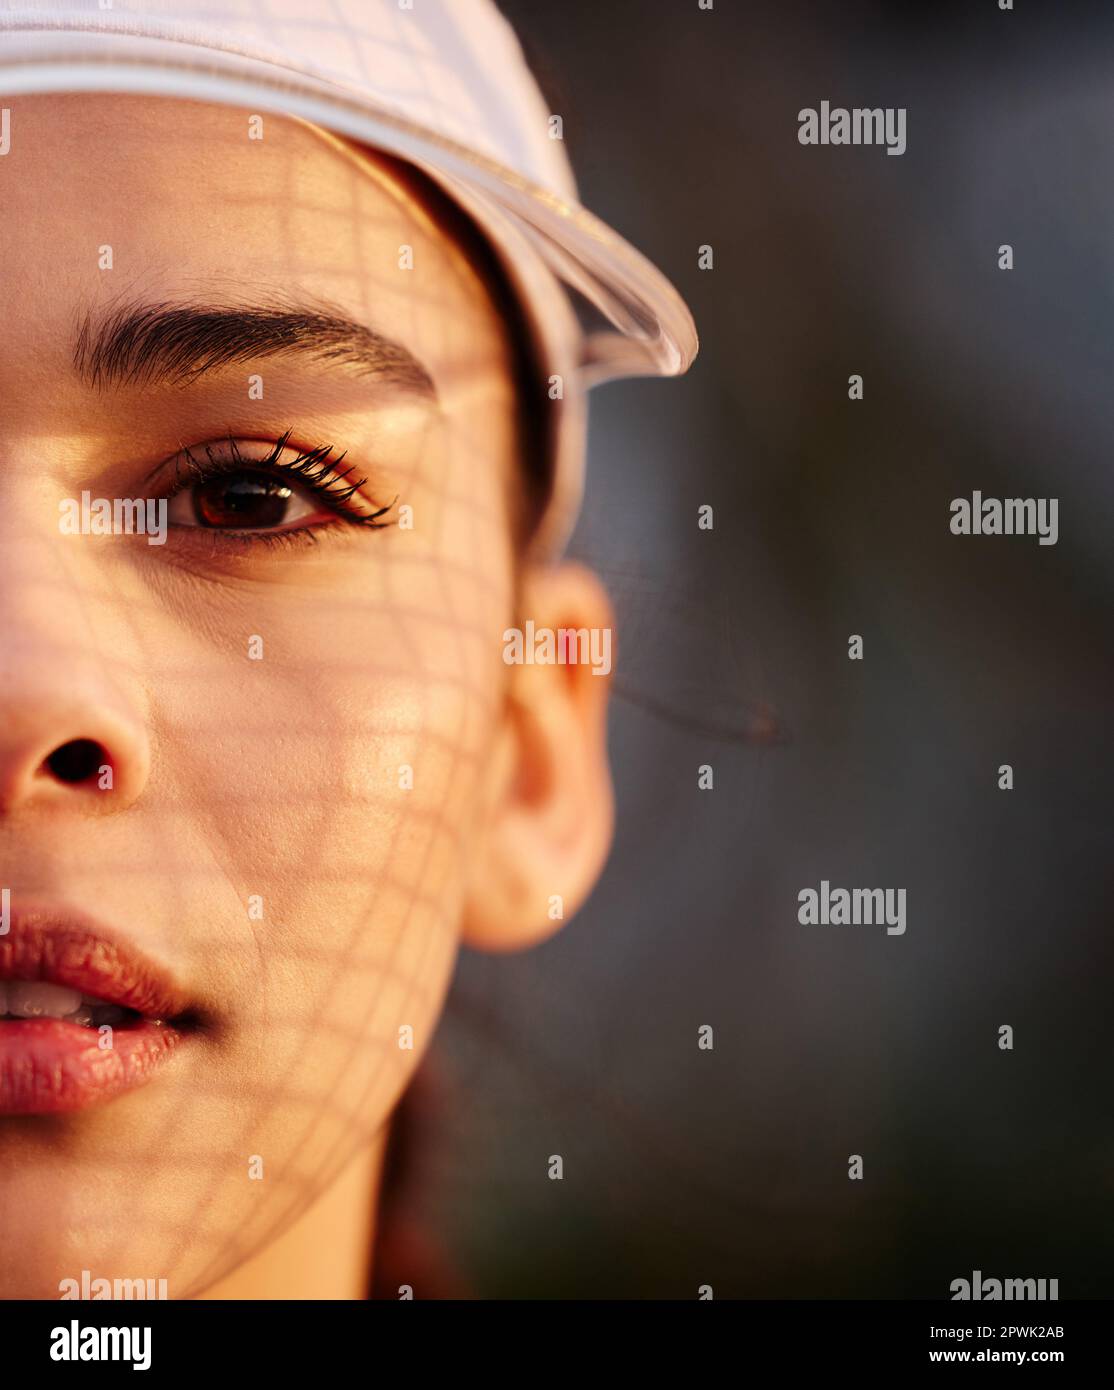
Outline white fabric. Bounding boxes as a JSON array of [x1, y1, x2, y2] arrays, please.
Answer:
[[0, 0, 698, 556]]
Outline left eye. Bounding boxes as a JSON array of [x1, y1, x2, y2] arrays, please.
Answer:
[[167, 470, 322, 531]]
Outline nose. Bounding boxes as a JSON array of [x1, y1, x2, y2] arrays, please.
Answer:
[[0, 680, 150, 814], [0, 537, 151, 816]]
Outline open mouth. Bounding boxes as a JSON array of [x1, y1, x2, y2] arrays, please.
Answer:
[[0, 907, 196, 1115], [0, 981, 146, 1030]]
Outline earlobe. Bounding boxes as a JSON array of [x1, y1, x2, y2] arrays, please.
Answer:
[[461, 563, 615, 953]]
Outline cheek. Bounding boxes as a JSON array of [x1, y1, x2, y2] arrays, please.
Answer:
[[100, 558, 512, 1297], [152, 481, 515, 906], [108, 386, 518, 1288], [144, 467, 515, 1141], [153, 548, 512, 1005]]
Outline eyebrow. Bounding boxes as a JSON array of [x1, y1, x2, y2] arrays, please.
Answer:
[[72, 298, 436, 398]]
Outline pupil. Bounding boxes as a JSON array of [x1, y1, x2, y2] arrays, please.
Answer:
[[192, 472, 292, 528]]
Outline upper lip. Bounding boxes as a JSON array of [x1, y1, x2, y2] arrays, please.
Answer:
[[0, 904, 192, 1021]]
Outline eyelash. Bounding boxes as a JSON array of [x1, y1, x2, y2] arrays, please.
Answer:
[[167, 428, 395, 543]]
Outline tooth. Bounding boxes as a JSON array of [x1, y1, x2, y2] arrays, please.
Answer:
[[64, 1007, 94, 1027], [7, 981, 84, 1019]]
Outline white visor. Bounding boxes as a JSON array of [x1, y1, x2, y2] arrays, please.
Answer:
[[0, 0, 698, 556]]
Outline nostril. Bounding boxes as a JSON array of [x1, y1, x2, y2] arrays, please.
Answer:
[[46, 739, 107, 785]]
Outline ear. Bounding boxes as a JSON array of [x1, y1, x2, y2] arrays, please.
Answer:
[[461, 562, 614, 952]]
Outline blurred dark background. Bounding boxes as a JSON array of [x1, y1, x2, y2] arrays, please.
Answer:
[[405, 0, 1114, 1298]]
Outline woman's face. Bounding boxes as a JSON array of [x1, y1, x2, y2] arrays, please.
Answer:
[[0, 93, 522, 1296]]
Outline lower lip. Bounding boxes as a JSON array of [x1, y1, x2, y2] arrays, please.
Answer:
[[0, 1017, 184, 1114]]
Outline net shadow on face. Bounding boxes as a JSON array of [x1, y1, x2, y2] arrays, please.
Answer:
[[0, 92, 541, 1299]]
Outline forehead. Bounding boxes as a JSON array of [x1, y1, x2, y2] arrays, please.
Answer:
[[0, 92, 510, 387]]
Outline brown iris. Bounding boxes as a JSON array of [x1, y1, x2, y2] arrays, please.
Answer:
[[191, 472, 294, 529]]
